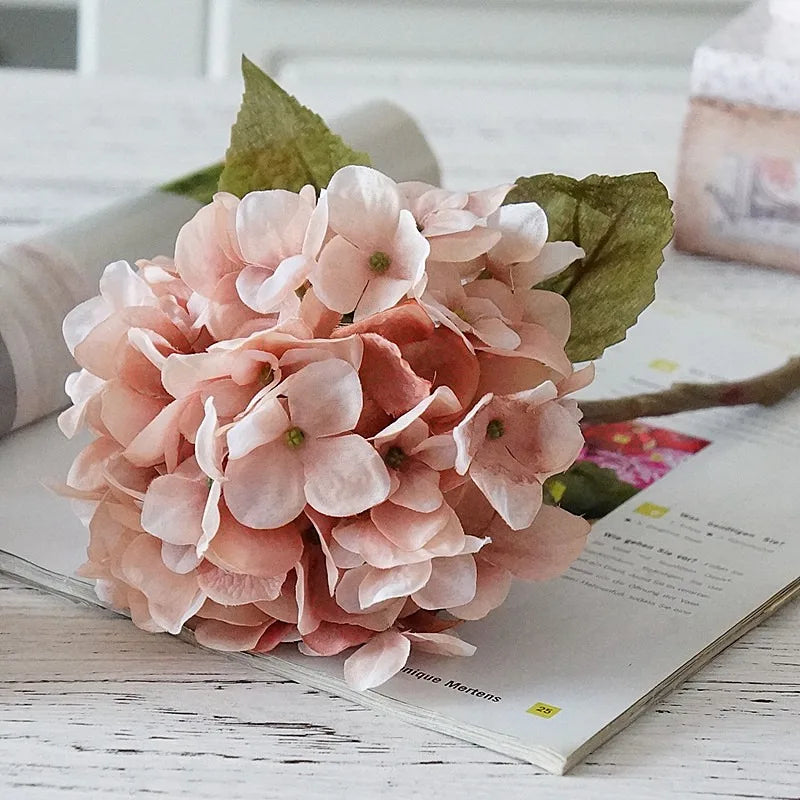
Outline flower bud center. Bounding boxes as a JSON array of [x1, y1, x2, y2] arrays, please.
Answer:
[[285, 426, 306, 448], [206, 476, 214, 489], [486, 418, 505, 440], [454, 307, 470, 323], [259, 364, 274, 386], [384, 446, 406, 469], [368, 250, 392, 274]]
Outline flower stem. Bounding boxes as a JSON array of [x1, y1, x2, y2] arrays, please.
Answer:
[[579, 356, 800, 425]]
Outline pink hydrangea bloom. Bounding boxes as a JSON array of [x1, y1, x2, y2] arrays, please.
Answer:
[[59, 165, 593, 691]]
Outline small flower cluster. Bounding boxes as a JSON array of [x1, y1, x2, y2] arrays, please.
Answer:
[[60, 166, 593, 689]]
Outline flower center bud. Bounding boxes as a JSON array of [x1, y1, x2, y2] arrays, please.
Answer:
[[206, 476, 214, 489], [368, 251, 392, 274], [486, 418, 505, 440], [259, 364, 274, 386], [285, 426, 306, 448], [454, 307, 470, 323], [384, 446, 406, 469]]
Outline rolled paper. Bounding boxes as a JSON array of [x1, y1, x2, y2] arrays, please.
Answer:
[[0, 101, 440, 434]]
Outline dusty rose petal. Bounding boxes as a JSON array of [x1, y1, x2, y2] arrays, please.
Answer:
[[197, 562, 284, 604], [304, 508, 340, 595], [359, 334, 431, 419], [101, 381, 165, 447], [343, 629, 411, 690], [371, 499, 452, 551], [224, 440, 306, 530], [411, 554, 477, 610], [161, 542, 203, 574], [295, 554, 322, 636], [332, 301, 435, 346], [313, 235, 369, 313], [140, 473, 207, 546], [404, 631, 477, 657], [301, 622, 374, 656], [358, 562, 433, 607], [194, 619, 271, 651], [302, 435, 390, 518], [226, 397, 290, 460], [447, 559, 512, 620], [252, 621, 293, 653], [482, 504, 590, 580], [470, 460, 544, 532], [120, 534, 205, 634], [205, 507, 303, 578], [196, 599, 270, 626]]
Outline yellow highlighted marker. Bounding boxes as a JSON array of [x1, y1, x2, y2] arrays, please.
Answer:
[[649, 358, 679, 373], [527, 702, 561, 719], [635, 502, 669, 518]]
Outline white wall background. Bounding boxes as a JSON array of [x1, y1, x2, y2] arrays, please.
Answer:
[[2, 0, 749, 77]]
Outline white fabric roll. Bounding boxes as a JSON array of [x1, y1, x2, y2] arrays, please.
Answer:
[[0, 102, 440, 433]]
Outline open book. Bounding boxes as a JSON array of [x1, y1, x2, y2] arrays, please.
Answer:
[[2, 302, 798, 774]]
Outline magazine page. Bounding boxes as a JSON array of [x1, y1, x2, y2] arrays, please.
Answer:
[[1, 305, 799, 773]]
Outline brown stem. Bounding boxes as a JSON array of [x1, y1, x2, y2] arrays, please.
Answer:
[[579, 356, 800, 425]]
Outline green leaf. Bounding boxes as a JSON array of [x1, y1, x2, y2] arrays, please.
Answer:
[[161, 162, 224, 205], [218, 56, 370, 197], [544, 460, 639, 519], [505, 173, 673, 362]]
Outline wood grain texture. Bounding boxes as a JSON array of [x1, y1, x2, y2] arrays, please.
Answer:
[[1, 66, 799, 798]]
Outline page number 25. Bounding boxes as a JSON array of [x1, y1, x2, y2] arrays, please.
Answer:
[[527, 702, 561, 719]]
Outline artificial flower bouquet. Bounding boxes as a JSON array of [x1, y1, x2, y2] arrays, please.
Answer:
[[57, 58, 677, 689]]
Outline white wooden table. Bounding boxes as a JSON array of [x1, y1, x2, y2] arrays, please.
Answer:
[[1, 66, 799, 799]]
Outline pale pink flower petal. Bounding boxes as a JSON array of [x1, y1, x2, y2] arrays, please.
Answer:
[[312, 235, 369, 313], [194, 619, 271, 651], [120, 534, 205, 634], [487, 202, 548, 266], [161, 542, 203, 574], [448, 559, 512, 620], [302, 435, 391, 518], [205, 508, 303, 578], [371, 501, 451, 551], [282, 358, 363, 438], [343, 629, 411, 691], [197, 562, 284, 604], [195, 398, 225, 481], [100, 381, 165, 447], [412, 554, 477, 610], [470, 461, 544, 531], [196, 599, 272, 626], [404, 631, 477, 657], [515, 241, 584, 287], [227, 397, 290, 460], [482, 504, 590, 580], [224, 440, 306, 530], [388, 463, 443, 513], [140, 473, 207, 546], [358, 562, 433, 607]]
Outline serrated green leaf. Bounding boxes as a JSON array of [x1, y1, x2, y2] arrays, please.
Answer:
[[505, 173, 673, 362], [218, 56, 370, 197], [544, 460, 639, 519], [162, 162, 224, 205]]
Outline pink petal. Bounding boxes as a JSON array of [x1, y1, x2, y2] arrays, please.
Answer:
[[488, 202, 548, 265], [358, 562, 433, 607], [140, 474, 207, 546], [427, 226, 501, 262], [447, 558, 512, 620], [194, 619, 270, 651], [205, 507, 303, 578], [120, 534, 205, 634], [390, 464, 443, 513], [371, 501, 451, 551], [312, 235, 369, 314], [343, 629, 411, 690], [227, 397, 290, 459], [301, 622, 373, 656], [331, 300, 434, 346], [515, 241, 584, 287], [411, 554, 477, 610], [283, 358, 363, 438], [294, 554, 322, 636], [327, 165, 402, 247], [354, 274, 414, 321], [124, 397, 191, 469], [404, 631, 477, 656], [482, 504, 590, 580], [195, 398, 225, 481], [304, 508, 340, 595], [302, 435, 390, 518], [161, 542, 203, 574], [100, 381, 165, 448], [519, 289, 572, 346], [196, 599, 271, 626], [236, 254, 312, 314], [224, 440, 306, 529], [465, 184, 514, 217], [252, 621, 294, 653], [470, 460, 544, 531], [63, 294, 111, 356], [197, 562, 284, 604]]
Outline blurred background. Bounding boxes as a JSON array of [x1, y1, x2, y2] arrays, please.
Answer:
[[1, 0, 748, 77]]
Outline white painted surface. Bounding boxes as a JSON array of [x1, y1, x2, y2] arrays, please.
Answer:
[[74, 0, 749, 78], [1, 65, 799, 796]]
